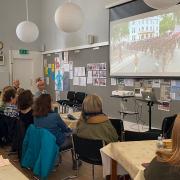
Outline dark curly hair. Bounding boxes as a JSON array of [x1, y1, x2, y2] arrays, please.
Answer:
[[33, 94, 51, 117], [17, 90, 33, 110], [2, 88, 16, 103]]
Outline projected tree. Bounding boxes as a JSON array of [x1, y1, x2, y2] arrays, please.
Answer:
[[160, 14, 175, 35]]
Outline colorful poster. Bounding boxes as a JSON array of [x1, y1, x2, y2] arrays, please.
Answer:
[[55, 57, 64, 91]]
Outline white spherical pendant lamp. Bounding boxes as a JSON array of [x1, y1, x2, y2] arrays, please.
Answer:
[[55, 2, 84, 33], [144, 0, 180, 9], [16, 0, 39, 43], [16, 21, 39, 43]]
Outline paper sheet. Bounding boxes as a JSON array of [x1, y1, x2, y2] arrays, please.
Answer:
[[69, 71, 73, 79], [152, 79, 160, 88], [46, 77, 49, 85], [87, 77, 93, 84], [0, 155, 10, 167], [88, 71, 92, 77], [99, 78, 106, 86], [63, 64, 70, 72], [44, 59, 47, 67], [111, 78, 117, 86], [124, 79, 134, 87], [79, 77, 86, 86], [73, 77, 79, 85], [69, 61, 73, 70]]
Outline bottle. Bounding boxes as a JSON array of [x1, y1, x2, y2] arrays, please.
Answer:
[[157, 134, 164, 149]]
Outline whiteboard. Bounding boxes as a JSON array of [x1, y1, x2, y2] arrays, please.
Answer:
[[0, 71, 9, 91]]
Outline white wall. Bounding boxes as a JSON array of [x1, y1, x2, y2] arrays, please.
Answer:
[[40, 0, 109, 51], [0, 0, 41, 71]]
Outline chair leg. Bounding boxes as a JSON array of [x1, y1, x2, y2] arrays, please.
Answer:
[[92, 164, 95, 180]]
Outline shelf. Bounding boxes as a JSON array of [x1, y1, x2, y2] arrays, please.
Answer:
[[111, 95, 134, 99]]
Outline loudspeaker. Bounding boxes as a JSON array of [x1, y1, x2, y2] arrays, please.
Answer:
[[87, 35, 95, 44]]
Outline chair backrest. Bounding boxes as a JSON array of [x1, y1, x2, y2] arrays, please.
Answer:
[[72, 134, 103, 165], [124, 130, 160, 141], [75, 92, 86, 104], [67, 91, 75, 101], [109, 118, 124, 141], [162, 114, 177, 139], [21, 125, 59, 178]]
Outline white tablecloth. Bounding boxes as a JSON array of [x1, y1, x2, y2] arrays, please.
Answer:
[[100, 140, 157, 180]]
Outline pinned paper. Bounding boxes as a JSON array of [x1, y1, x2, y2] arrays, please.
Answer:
[[87, 77, 93, 84], [44, 59, 47, 67], [111, 78, 117, 86], [152, 79, 160, 88], [51, 64, 55, 72], [46, 77, 49, 85], [79, 77, 86, 86], [51, 72, 55, 81], [69, 61, 73, 70], [44, 67, 48, 75], [69, 71, 73, 79], [48, 68, 51, 76]]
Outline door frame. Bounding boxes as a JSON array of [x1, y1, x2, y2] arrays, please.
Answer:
[[9, 50, 43, 93]]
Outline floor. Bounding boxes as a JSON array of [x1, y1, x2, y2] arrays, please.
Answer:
[[1, 147, 104, 180]]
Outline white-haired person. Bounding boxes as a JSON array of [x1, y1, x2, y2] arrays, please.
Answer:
[[34, 77, 48, 98]]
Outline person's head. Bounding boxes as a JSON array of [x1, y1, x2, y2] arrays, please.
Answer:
[[2, 88, 17, 104], [37, 80, 45, 92], [13, 80, 20, 89], [17, 88, 25, 96], [81, 94, 102, 119], [157, 115, 180, 165], [17, 90, 33, 111], [33, 94, 51, 117]]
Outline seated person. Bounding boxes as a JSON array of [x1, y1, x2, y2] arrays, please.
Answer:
[[33, 94, 72, 147], [2, 87, 18, 118], [76, 94, 118, 144], [144, 114, 180, 180], [17, 90, 34, 159], [13, 79, 20, 91], [17, 90, 33, 130], [34, 79, 48, 98]]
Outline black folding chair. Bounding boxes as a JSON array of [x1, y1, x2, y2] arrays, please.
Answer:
[[72, 134, 104, 180], [109, 118, 124, 141], [162, 114, 177, 139], [57, 91, 75, 113], [73, 92, 86, 111]]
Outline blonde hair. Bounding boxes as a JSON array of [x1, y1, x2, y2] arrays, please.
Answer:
[[79, 94, 103, 122], [157, 114, 180, 166]]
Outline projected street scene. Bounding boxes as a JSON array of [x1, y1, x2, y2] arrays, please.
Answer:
[[110, 5, 180, 76]]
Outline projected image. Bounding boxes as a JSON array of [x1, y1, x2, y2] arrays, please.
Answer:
[[110, 6, 180, 76]]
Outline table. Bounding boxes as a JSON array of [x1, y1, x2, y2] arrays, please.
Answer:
[[60, 112, 81, 129], [100, 140, 157, 180], [0, 162, 28, 180]]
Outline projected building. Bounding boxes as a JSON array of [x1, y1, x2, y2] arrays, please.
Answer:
[[129, 16, 160, 42]]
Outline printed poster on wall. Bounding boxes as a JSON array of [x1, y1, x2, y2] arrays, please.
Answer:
[[55, 57, 64, 91]]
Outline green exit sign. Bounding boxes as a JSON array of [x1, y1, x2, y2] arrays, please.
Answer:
[[19, 49, 29, 55]]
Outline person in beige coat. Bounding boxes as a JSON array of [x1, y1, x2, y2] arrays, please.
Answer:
[[76, 94, 118, 144]]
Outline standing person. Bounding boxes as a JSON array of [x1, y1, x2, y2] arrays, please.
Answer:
[[144, 115, 180, 180], [76, 94, 118, 144], [13, 80, 20, 91], [34, 79, 48, 98]]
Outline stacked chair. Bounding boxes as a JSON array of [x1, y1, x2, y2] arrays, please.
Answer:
[[57, 91, 86, 113]]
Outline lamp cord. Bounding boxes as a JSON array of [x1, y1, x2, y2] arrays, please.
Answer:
[[26, 0, 29, 21]]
